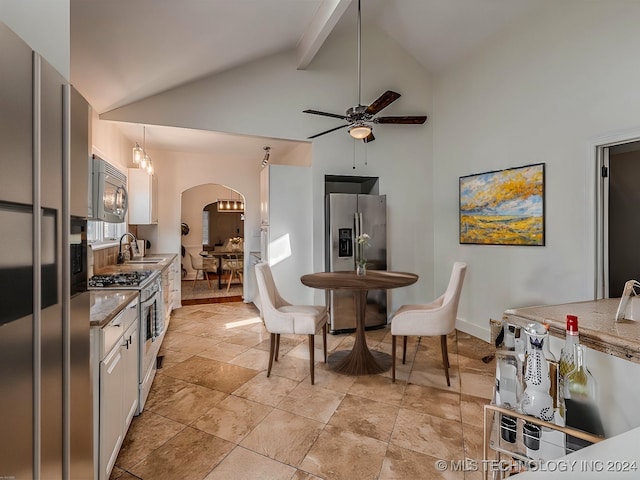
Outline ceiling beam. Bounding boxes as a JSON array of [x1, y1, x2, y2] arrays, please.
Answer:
[[296, 0, 352, 70]]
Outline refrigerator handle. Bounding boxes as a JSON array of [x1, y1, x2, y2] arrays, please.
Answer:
[[354, 212, 364, 266], [354, 212, 359, 265]]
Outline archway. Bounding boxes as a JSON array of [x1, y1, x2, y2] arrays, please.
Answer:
[[180, 183, 245, 303]]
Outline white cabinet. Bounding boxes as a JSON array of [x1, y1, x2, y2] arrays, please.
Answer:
[[128, 168, 158, 224], [257, 165, 313, 304], [121, 321, 139, 427], [93, 298, 139, 480], [161, 255, 180, 326], [260, 166, 269, 226], [99, 342, 124, 479]]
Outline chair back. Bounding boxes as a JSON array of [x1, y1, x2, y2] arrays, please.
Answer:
[[255, 262, 283, 306], [255, 262, 291, 331], [440, 261, 467, 330], [189, 252, 204, 270]]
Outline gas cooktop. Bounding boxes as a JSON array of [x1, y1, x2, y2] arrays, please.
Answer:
[[88, 270, 154, 288]]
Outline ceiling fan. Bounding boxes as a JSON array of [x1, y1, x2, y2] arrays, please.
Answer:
[[303, 0, 427, 143]]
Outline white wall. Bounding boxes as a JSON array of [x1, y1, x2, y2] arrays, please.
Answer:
[[91, 111, 130, 174], [433, 0, 640, 338], [0, 0, 69, 78], [102, 25, 435, 312]]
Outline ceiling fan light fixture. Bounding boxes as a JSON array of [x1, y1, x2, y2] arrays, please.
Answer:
[[349, 123, 372, 140]]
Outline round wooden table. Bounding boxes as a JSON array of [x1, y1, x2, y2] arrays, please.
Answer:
[[300, 270, 418, 375]]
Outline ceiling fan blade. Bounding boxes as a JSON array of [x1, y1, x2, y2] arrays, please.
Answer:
[[307, 124, 349, 139], [365, 90, 401, 115], [363, 132, 375, 143], [375, 115, 427, 125], [303, 109, 347, 120]]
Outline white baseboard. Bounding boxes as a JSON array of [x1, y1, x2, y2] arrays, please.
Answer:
[[455, 317, 491, 343]]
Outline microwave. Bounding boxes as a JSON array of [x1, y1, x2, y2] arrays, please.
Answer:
[[91, 155, 128, 223]]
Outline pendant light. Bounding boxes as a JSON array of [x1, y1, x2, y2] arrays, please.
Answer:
[[133, 126, 154, 175], [218, 188, 244, 212]]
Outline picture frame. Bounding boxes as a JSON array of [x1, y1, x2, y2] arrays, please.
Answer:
[[459, 163, 545, 246]]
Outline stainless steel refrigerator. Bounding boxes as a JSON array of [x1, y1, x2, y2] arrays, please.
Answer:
[[0, 23, 93, 479], [325, 193, 387, 332]]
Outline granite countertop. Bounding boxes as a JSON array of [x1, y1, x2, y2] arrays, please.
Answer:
[[90, 253, 177, 327], [504, 299, 640, 364], [90, 290, 138, 328]]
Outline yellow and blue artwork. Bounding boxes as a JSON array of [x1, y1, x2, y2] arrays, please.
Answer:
[[459, 163, 545, 245]]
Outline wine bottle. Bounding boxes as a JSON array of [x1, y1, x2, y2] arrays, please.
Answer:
[[558, 314, 579, 418], [564, 345, 604, 453]]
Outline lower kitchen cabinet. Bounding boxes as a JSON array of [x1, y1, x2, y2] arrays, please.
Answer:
[[161, 255, 180, 327], [99, 339, 124, 478], [93, 297, 139, 480], [121, 321, 139, 428]]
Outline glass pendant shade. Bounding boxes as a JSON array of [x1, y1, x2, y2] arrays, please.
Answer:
[[132, 143, 144, 164], [349, 123, 372, 139]]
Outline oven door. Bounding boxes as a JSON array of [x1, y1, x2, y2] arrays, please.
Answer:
[[140, 291, 159, 373]]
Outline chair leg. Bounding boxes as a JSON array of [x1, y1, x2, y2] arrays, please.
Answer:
[[267, 333, 276, 378], [402, 336, 408, 364], [274, 334, 280, 362], [226, 270, 233, 292], [205, 271, 211, 288], [308, 334, 315, 385], [322, 323, 327, 363], [192, 269, 199, 291], [441, 334, 450, 387], [392, 335, 397, 383]]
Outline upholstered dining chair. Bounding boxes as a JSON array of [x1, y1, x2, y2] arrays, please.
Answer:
[[189, 252, 211, 290], [389, 262, 467, 385], [255, 262, 328, 384]]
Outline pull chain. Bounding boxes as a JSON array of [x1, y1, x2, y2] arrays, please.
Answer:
[[352, 139, 356, 169]]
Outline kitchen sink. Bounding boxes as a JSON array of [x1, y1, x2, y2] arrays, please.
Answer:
[[126, 259, 163, 264]]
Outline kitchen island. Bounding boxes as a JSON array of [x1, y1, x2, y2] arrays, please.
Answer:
[[503, 299, 640, 364]]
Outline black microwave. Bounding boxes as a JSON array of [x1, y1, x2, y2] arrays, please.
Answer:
[[91, 155, 128, 223]]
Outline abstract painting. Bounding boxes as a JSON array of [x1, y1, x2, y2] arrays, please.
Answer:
[[459, 163, 545, 245]]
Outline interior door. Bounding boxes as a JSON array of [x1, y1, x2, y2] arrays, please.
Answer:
[[602, 141, 640, 297]]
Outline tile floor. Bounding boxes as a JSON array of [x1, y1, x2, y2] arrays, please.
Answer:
[[110, 301, 495, 480]]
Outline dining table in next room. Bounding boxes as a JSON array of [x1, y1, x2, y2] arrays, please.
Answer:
[[300, 270, 418, 376]]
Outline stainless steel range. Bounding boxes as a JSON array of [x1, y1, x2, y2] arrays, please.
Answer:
[[89, 270, 164, 413]]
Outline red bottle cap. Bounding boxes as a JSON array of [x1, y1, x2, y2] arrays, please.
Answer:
[[566, 314, 579, 334]]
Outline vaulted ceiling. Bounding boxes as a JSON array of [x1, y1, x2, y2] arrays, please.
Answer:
[[70, 0, 545, 154]]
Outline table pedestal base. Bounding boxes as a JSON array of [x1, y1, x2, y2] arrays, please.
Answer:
[[328, 348, 392, 376]]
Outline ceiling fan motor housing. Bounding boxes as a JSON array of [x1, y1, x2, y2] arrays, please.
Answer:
[[346, 105, 373, 123]]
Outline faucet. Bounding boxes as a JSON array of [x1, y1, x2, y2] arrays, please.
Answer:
[[117, 232, 139, 264]]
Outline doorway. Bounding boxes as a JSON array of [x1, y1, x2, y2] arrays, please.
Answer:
[[180, 183, 245, 304], [597, 139, 640, 298]]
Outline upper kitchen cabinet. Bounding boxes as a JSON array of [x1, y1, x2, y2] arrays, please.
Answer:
[[128, 169, 158, 225]]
